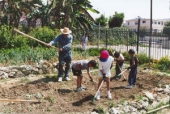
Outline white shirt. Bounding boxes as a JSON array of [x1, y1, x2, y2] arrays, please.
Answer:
[[116, 54, 124, 61], [98, 56, 114, 77]]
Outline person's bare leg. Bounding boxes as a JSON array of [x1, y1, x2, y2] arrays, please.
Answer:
[[106, 78, 110, 91], [79, 76, 83, 87], [77, 76, 81, 88], [98, 78, 103, 89]]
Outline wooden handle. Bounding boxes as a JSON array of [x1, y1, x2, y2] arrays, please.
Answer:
[[0, 98, 42, 103], [13, 28, 56, 49]]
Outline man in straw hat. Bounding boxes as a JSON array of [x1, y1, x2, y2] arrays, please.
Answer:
[[48, 27, 73, 82]]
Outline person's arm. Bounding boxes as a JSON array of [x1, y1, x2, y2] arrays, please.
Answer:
[[87, 69, 93, 81], [49, 35, 59, 46]]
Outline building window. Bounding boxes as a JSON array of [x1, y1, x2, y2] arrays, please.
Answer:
[[128, 22, 130, 25], [154, 22, 157, 24], [142, 21, 146, 23], [135, 22, 138, 25], [154, 29, 157, 32], [158, 22, 160, 24]]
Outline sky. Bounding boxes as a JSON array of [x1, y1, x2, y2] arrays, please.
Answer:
[[42, 0, 170, 20]]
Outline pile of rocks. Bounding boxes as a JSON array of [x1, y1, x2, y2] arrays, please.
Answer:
[[0, 60, 57, 79], [92, 85, 170, 114]]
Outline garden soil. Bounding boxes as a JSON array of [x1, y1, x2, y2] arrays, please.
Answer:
[[0, 68, 170, 114]]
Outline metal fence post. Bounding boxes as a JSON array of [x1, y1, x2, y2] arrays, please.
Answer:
[[137, 17, 140, 54], [98, 22, 100, 49], [106, 28, 108, 49]]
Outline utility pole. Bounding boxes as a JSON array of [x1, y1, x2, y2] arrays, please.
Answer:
[[149, 0, 152, 69]]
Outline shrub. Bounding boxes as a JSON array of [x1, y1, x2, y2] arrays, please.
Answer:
[[154, 56, 170, 70], [136, 53, 149, 64], [28, 26, 60, 47]]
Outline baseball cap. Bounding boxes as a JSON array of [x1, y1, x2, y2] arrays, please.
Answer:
[[100, 50, 109, 62]]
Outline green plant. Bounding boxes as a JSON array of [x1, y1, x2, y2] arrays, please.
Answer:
[[135, 95, 143, 101], [19, 77, 30, 83], [136, 53, 149, 65], [153, 56, 170, 70], [106, 101, 115, 108], [96, 106, 106, 114], [122, 51, 130, 61]]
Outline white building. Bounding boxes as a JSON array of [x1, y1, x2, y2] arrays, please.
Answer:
[[124, 18, 170, 32]]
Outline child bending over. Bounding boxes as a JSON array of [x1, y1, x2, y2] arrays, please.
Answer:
[[72, 60, 97, 92], [96, 50, 114, 100]]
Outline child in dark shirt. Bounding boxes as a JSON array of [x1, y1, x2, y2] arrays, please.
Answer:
[[125, 49, 138, 89]]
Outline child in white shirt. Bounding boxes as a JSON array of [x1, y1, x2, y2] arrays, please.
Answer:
[[96, 50, 114, 100]]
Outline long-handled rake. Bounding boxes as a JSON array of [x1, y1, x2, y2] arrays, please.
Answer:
[[91, 80, 104, 104], [13, 28, 56, 49]]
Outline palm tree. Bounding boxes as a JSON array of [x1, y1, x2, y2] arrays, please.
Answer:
[[50, 0, 99, 30]]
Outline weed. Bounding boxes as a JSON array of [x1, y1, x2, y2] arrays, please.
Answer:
[[96, 106, 106, 114], [45, 96, 56, 104], [106, 101, 115, 108], [119, 98, 126, 105], [19, 77, 30, 83], [135, 95, 143, 101]]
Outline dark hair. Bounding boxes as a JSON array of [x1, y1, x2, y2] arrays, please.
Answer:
[[89, 60, 97, 67], [128, 49, 135, 54], [114, 51, 120, 58]]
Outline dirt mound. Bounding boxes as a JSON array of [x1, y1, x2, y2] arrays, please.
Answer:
[[0, 69, 169, 114]]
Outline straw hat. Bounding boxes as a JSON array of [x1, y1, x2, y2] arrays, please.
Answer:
[[60, 27, 72, 34]]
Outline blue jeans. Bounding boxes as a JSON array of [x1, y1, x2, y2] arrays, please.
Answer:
[[128, 68, 137, 85], [58, 51, 72, 78]]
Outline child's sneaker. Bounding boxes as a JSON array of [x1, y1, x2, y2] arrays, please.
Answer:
[[125, 85, 133, 89], [65, 77, 71, 81], [132, 84, 136, 87], [76, 87, 85, 92], [81, 86, 86, 90], [58, 77, 62, 82], [96, 91, 100, 100], [107, 92, 112, 99]]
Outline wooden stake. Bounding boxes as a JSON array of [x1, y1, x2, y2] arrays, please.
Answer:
[[13, 28, 56, 49], [147, 104, 170, 114]]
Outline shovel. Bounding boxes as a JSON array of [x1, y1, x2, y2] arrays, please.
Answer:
[[91, 80, 104, 104], [116, 69, 128, 77], [117, 63, 127, 81]]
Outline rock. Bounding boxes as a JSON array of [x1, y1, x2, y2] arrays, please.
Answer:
[[142, 97, 149, 102], [109, 107, 119, 114], [91, 112, 98, 114], [0, 72, 8, 79], [8, 72, 16, 78], [144, 91, 154, 100], [139, 109, 147, 114], [16, 71, 25, 77], [164, 88, 170, 94], [122, 106, 130, 113], [139, 100, 149, 109], [35, 93, 42, 99]]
